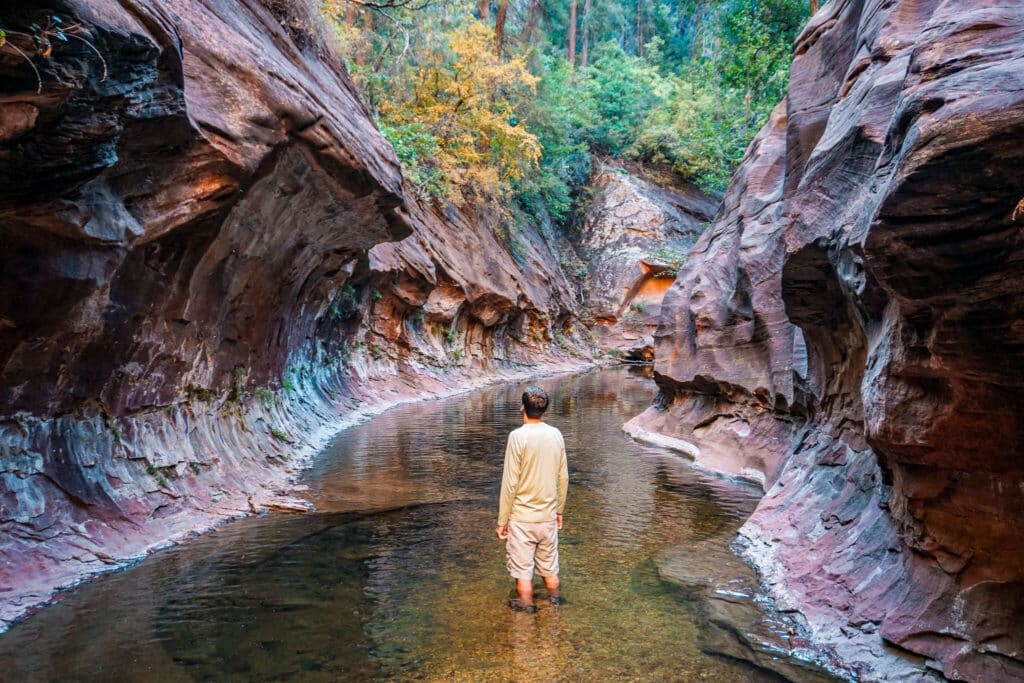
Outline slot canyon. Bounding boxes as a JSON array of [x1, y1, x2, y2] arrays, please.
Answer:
[[0, 0, 1021, 680]]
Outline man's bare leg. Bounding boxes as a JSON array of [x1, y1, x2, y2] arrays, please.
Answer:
[[515, 578, 534, 606], [543, 575, 559, 602]]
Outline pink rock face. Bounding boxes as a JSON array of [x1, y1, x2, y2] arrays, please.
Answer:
[[639, 0, 1024, 679], [0, 0, 411, 627], [0, 0, 409, 417], [574, 162, 718, 353]]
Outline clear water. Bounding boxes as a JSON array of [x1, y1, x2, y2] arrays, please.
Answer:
[[0, 368, 794, 682]]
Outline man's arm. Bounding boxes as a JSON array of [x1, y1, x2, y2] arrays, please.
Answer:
[[496, 433, 520, 535], [556, 433, 568, 529]]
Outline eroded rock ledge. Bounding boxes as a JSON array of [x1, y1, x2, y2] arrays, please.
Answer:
[[0, 0, 594, 627], [631, 1, 1024, 680], [573, 161, 717, 353]]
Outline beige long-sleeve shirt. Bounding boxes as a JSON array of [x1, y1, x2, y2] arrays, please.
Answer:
[[497, 422, 569, 526]]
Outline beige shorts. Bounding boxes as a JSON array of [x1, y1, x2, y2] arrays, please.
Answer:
[[506, 519, 559, 579]]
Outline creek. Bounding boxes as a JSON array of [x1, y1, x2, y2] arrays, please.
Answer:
[[0, 368, 836, 681]]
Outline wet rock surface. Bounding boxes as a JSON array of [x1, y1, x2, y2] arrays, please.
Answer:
[[0, 0, 593, 627], [634, 0, 1024, 679], [656, 538, 844, 683]]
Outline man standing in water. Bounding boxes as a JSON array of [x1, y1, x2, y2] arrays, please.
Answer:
[[495, 385, 569, 612]]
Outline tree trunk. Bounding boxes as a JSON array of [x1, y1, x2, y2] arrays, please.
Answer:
[[636, 0, 643, 57], [354, 9, 372, 65], [568, 0, 578, 64], [494, 0, 508, 57], [580, 0, 591, 67], [523, 0, 542, 44], [810, 0, 820, 12], [479, 0, 490, 21], [344, 2, 357, 26]]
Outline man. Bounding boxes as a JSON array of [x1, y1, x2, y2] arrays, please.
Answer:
[[495, 385, 569, 612]]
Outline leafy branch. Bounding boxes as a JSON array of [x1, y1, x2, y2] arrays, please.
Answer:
[[0, 14, 107, 94]]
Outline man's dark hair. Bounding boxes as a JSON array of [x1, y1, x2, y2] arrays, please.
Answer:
[[522, 385, 549, 419]]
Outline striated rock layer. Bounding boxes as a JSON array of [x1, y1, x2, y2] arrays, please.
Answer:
[[631, 0, 1024, 680], [0, 0, 592, 627]]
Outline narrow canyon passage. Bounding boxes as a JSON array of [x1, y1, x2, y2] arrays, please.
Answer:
[[0, 369, 834, 682]]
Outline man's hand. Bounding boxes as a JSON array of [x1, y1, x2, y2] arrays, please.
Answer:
[[495, 525, 509, 540], [556, 513, 563, 530]]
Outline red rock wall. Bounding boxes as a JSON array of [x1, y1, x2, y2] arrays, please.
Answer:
[[0, 0, 592, 627], [635, 1, 1024, 679], [573, 161, 718, 354]]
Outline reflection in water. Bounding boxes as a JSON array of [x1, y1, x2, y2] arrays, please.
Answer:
[[0, 368, 782, 681]]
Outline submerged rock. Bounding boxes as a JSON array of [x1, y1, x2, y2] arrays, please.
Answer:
[[634, 0, 1024, 679], [656, 538, 846, 683], [624, 336, 656, 363]]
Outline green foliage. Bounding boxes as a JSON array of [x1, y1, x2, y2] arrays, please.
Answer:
[[186, 385, 219, 402], [322, 0, 808, 212], [326, 283, 359, 323], [513, 55, 591, 222], [231, 366, 247, 402], [378, 120, 445, 198], [103, 414, 123, 445], [0, 14, 108, 94], [647, 244, 688, 277], [254, 387, 275, 407], [270, 426, 291, 443], [582, 42, 666, 156], [444, 326, 457, 344], [630, 1, 808, 192], [282, 376, 296, 392], [189, 462, 203, 476], [145, 461, 172, 488]]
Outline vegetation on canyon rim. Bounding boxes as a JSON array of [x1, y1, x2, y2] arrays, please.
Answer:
[[310, 0, 808, 215], [3, 0, 807, 217]]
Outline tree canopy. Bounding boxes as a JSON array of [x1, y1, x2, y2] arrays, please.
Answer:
[[321, 0, 812, 215]]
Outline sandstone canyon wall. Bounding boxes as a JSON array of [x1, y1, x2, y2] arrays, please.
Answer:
[[0, 0, 597, 627], [575, 162, 718, 360], [631, 1, 1024, 680]]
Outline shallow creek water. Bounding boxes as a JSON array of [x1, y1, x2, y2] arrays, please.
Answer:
[[1, 368, 825, 681]]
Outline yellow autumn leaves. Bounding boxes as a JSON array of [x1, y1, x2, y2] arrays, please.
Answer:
[[341, 19, 541, 203]]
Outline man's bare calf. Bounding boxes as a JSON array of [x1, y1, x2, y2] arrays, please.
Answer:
[[515, 575, 559, 607]]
